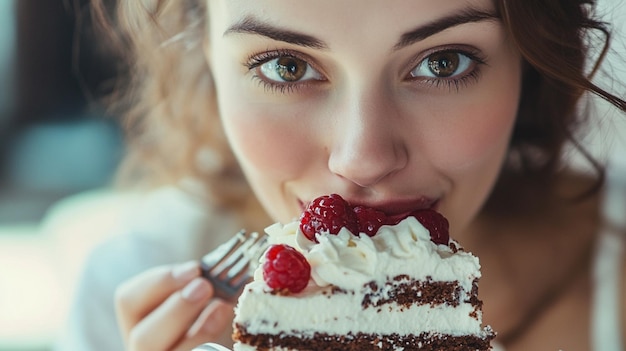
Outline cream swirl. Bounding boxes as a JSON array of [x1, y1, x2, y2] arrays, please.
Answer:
[[256, 216, 473, 291]]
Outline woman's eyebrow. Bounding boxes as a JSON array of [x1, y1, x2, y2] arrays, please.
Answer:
[[224, 7, 498, 51], [224, 16, 328, 49], [393, 8, 500, 51]]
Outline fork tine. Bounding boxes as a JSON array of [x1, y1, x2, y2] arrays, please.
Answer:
[[226, 234, 269, 286], [201, 230, 246, 268], [211, 232, 258, 276], [247, 234, 269, 267], [200, 229, 269, 300], [225, 235, 262, 278]]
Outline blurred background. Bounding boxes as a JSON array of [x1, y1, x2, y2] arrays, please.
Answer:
[[0, 1, 124, 350], [0, 1, 624, 351]]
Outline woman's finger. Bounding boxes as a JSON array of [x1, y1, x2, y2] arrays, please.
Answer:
[[127, 277, 215, 351], [173, 299, 237, 351], [115, 261, 202, 342], [187, 299, 235, 340]]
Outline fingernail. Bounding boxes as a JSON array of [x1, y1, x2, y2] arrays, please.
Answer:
[[173, 261, 199, 283], [182, 278, 211, 302]]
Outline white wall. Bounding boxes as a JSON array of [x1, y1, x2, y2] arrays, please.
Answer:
[[568, 0, 626, 169]]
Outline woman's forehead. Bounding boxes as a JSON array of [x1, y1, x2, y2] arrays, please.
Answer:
[[208, 0, 498, 41]]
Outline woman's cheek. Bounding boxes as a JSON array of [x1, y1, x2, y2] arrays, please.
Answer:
[[221, 102, 316, 179], [422, 97, 519, 231], [426, 77, 521, 173], [436, 109, 514, 172]]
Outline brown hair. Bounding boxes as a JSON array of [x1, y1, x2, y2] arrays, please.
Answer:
[[91, 0, 625, 208], [496, 0, 625, 195]]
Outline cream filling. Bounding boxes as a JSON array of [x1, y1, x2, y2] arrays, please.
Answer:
[[234, 281, 485, 336]]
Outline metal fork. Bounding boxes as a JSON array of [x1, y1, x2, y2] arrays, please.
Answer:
[[200, 230, 268, 301]]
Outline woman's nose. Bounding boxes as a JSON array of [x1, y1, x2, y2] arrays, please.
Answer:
[[327, 89, 408, 188]]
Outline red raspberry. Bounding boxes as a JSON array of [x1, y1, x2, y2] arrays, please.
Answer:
[[409, 209, 450, 245], [262, 244, 311, 294], [300, 194, 359, 242], [353, 205, 387, 237]]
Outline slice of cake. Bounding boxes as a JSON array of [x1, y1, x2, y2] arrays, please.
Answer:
[[232, 194, 495, 351]]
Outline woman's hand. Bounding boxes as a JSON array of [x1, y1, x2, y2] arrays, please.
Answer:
[[115, 261, 235, 351]]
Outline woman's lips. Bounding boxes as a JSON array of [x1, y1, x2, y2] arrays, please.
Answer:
[[298, 196, 439, 216], [358, 198, 439, 216]]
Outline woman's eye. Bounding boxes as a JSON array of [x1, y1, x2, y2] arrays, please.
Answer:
[[258, 56, 323, 83], [410, 51, 476, 79]]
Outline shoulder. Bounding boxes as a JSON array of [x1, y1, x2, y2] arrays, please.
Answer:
[[73, 232, 172, 302], [55, 184, 248, 350], [55, 234, 148, 351], [78, 186, 251, 278]]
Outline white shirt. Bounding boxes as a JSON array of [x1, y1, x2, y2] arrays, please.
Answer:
[[53, 186, 242, 351]]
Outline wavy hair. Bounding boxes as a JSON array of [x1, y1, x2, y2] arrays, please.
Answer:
[[92, 1, 254, 210]]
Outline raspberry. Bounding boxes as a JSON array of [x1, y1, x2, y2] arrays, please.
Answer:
[[409, 209, 450, 245], [262, 244, 311, 294], [353, 205, 386, 237], [299, 194, 451, 245], [300, 194, 358, 242]]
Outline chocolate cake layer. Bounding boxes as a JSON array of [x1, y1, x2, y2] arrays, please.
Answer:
[[234, 326, 495, 351], [362, 275, 467, 309]]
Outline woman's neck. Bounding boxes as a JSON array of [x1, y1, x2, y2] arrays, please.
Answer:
[[465, 171, 601, 346]]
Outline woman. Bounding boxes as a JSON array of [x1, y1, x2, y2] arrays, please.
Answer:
[[57, 0, 626, 350]]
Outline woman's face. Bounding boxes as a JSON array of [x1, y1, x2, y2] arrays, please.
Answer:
[[206, 0, 522, 236]]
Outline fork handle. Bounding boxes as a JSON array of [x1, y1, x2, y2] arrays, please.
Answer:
[[191, 343, 232, 351]]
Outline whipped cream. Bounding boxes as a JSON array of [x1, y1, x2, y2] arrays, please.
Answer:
[[254, 216, 480, 291]]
